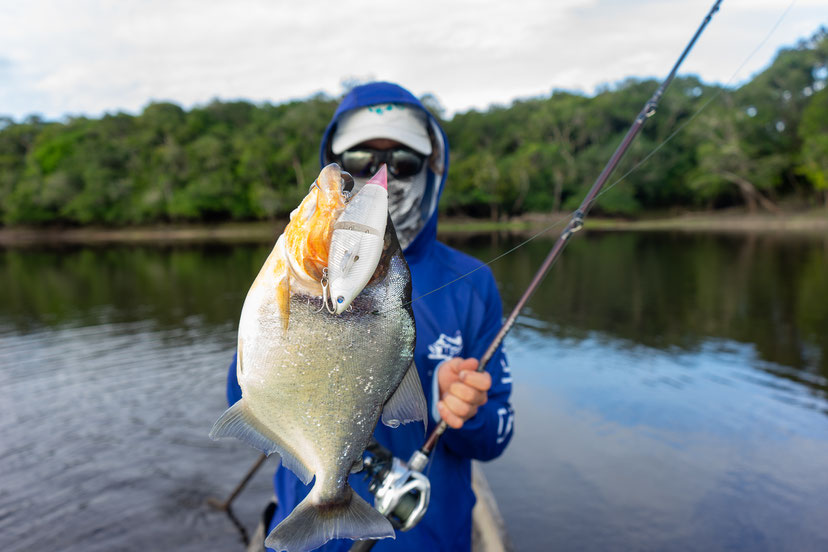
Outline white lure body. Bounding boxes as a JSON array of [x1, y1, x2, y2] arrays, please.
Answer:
[[328, 165, 389, 315]]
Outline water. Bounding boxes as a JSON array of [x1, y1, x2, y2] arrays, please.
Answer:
[[1, 231, 827, 551]]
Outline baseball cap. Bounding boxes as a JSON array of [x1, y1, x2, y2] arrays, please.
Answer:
[[331, 103, 432, 155]]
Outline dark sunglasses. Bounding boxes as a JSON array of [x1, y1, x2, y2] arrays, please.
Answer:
[[337, 147, 427, 179]]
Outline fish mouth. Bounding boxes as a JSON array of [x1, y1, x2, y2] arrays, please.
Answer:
[[281, 164, 358, 295], [279, 163, 388, 313]]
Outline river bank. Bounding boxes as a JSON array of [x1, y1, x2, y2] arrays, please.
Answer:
[[1, 208, 826, 246], [439, 208, 828, 234]]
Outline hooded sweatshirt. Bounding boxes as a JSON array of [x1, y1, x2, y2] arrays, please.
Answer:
[[226, 82, 514, 551]]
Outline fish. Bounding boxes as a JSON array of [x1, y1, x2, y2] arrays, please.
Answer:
[[210, 163, 427, 552]]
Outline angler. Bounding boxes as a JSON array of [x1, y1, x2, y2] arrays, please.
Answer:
[[353, 0, 725, 548], [224, 82, 515, 551]]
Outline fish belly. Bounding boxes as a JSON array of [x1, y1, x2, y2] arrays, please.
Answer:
[[239, 288, 414, 498]]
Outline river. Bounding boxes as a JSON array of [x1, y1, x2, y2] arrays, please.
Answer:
[[1, 230, 826, 551]]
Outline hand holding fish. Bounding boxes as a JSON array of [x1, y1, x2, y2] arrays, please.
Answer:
[[436, 357, 491, 429]]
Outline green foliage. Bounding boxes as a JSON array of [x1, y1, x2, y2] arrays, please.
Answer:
[[796, 88, 828, 198], [0, 29, 826, 226], [0, 96, 338, 225], [685, 28, 827, 210]]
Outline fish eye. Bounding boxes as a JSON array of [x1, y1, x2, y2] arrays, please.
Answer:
[[340, 172, 355, 193]]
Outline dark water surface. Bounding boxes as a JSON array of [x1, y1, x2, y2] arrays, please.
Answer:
[[1, 231, 827, 551]]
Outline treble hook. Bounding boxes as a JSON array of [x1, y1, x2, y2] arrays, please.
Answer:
[[313, 267, 337, 314]]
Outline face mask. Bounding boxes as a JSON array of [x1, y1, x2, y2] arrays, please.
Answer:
[[387, 168, 428, 250], [352, 167, 428, 250]]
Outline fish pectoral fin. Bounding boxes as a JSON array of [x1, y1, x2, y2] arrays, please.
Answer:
[[209, 400, 313, 485], [265, 486, 394, 552], [381, 362, 428, 435], [276, 275, 290, 332], [350, 457, 364, 474]]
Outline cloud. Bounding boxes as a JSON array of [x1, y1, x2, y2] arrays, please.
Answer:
[[0, 0, 824, 120]]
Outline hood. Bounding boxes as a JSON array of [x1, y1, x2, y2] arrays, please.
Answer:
[[320, 82, 449, 260]]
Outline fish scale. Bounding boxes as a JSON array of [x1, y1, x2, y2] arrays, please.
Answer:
[[210, 164, 426, 552]]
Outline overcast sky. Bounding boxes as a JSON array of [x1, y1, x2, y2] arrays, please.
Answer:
[[0, 0, 824, 121]]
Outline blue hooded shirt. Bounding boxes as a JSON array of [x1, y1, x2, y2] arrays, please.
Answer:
[[226, 82, 514, 551]]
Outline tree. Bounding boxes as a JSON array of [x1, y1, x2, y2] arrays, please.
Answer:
[[0, 29, 826, 226], [689, 97, 780, 212], [797, 88, 828, 206]]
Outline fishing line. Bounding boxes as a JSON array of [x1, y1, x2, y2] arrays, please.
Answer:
[[589, 0, 800, 207], [348, 4, 813, 548], [376, 216, 571, 314], [377, 0, 800, 316]]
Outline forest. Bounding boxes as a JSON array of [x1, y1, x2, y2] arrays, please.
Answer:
[[0, 29, 825, 226]]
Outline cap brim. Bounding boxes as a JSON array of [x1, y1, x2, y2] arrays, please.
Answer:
[[332, 124, 432, 156]]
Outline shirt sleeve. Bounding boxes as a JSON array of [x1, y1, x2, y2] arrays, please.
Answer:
[[226, 353, 242, 406], [441, 268, 515, 461]]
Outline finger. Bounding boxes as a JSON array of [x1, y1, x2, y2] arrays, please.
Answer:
[[456, 358, 479, 373], [449, 381, 487, 406], [437, 401, 464, 429], [443, 393, 477, 420], [459, 370, 491, 392], [444, 357, 477, 375], [438, 358, 462, 387]]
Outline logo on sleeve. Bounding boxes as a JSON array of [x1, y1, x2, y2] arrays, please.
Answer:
[[427, 331, 463, 361], [500, 358, 512, 385], [496, 407, 514, 444]]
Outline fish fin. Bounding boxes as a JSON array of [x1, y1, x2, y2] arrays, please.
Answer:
[[350, 457, 364, 474], [276, 275, 291, 332], [209, 400, 313, 485], [381, 362, 428, 435], [264, 486, 394, 552]]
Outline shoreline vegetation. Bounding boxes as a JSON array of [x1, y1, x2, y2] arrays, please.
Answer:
[[2, 208, 825, 246], [1, 31, 825, 230]]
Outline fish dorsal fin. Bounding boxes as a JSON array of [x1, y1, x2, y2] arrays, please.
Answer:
[[381, 363, 428, 435], [209, 400, 313, 485]]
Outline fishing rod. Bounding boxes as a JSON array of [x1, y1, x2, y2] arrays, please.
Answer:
[[413, 0, 724, 467], [351, 0, 724, 547]]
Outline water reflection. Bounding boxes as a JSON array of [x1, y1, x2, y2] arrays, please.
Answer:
[[0, 244, 270, 332], [1, 230, 827, 551], [4, 233, 826, 372], [455, 231, 828, 390], [1, 232, 825, 398], [494, 330, 828, 550]]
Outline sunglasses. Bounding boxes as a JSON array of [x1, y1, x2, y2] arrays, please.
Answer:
[[337, 147, 427, 179]]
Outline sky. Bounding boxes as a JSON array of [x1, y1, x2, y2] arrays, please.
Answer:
[[0, 0, 825, 122]]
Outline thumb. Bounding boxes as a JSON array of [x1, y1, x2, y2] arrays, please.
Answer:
[[438, 357, 478, 389], [437, 357, 462, 389]]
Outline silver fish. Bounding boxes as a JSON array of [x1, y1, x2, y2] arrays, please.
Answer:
[[210, 164, 427, 552]]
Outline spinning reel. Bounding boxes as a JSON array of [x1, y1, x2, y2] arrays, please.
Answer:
[[361, 441, 431, 531]]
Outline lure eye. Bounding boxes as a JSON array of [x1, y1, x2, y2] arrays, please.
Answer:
[[337, 296, 345, 304]]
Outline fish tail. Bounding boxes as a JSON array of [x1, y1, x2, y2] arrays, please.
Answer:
[[264, 485, 394, 552]]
